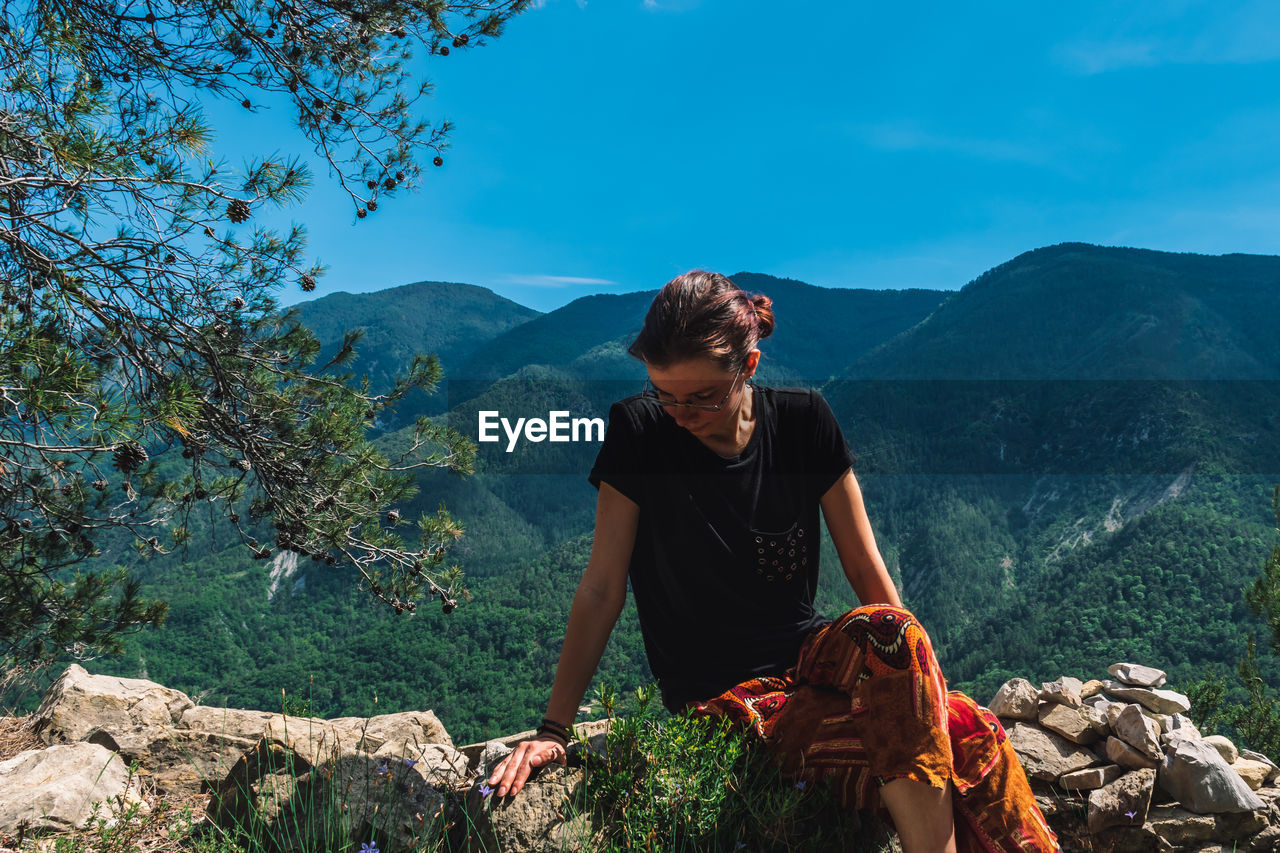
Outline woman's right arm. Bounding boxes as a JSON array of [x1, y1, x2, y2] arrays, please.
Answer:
[[487, 481, 639, 797]]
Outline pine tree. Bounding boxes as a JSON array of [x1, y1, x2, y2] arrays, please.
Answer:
[[0, 0, 527, 670]]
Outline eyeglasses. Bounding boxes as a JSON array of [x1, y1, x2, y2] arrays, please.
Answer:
[[642, 365, 745, 411]]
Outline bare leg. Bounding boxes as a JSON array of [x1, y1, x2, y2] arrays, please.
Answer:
[[880, 778, 958, 853]]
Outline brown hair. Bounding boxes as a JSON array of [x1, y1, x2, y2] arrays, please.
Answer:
[[627, 271, 775, 371]]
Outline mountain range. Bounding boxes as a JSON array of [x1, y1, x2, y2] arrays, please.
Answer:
[[87, 242, 1280, 743]]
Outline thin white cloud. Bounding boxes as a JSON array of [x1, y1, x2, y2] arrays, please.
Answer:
[[642, 0, 700, 11], [498, 274, 618, 288], [858, 122, 1050, 167], [1056, 2, 1280, 74]]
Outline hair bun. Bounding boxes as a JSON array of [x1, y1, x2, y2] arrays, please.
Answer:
[[750, 294, 775, 340]]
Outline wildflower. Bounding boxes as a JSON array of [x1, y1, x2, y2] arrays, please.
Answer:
[[403, 759, 417, 767], [1124, 810, 1138, 820], [794, 780, 807, 791], [479, 783, 495, 797], [360, 844, 379, 853], [374, 760, 390, 778]]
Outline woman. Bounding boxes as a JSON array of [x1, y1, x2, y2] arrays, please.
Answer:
[[488, 271, 1057, 853]]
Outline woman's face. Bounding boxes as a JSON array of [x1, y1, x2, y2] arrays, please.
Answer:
[[645, 354, 755, 436]]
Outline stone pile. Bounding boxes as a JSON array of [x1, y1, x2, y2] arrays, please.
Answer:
[[0, 665, 605, 853], [992, 662, 1280, 852]]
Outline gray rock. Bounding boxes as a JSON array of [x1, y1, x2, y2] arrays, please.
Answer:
[[84, 724, 257, 796], [0, 743, 143, 835], [1088, 767, 1155, 834], [1106, 736, 1159, 771], [451, 764, 594, 853], [1039, 702, 1102, 745], [1113, 704, 1162, 761], [207, 729, 446, 853], [374, 740, 469, 787], [32, 664, 194, 744], [1144, 804, 1218, 848], [1102, 681, 1192, 715], [1108, 663, 1168, 688], [1040, 676, 1084, 708], [989, 678, 1040, 721], [328, 710, 454, 750], [1203, 734, 1239, 764], [1158, 738, 1265, 814], [1006, 722, 1099, 782], [1059, 764, 1126, 791], [1162, 714, 1204, 748]]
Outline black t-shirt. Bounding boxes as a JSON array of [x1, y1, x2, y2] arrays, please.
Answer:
[[588, 385, 856, 710]]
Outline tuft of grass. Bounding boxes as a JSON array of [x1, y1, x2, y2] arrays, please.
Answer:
[[579, 685, 893, 853]]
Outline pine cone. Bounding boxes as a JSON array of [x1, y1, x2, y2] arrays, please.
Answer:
[[92, 479, 108, 491], [386, 509, 400, 524], [300, 274, 316, 292], [112, 441, 148, 473], [432, 156, 443, 167], [235, 459, 251, 472], [227, 199, 251, 223]]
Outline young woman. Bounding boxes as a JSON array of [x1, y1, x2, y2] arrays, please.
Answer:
[[488, 271, 1058, 853]]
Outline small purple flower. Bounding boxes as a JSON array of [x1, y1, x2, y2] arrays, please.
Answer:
[[479, 783, 495, 798], [1124, 809, 1138, 821], [794, 780, 807, 791], [403, 759, 417, 767], [360, 843, 379, 853]]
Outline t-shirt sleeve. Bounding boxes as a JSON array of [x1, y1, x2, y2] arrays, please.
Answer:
[[587, 401, 646, 505], [808, 390, 856, 497]]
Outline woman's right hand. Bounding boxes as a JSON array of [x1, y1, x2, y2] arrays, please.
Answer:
[[487, 737, 568, 797]]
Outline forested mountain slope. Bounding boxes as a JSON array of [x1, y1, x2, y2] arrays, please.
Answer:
[[82, 245, 1280, 743]]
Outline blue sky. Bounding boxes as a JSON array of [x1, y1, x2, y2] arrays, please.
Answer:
[[260, 0, 1280, 313]]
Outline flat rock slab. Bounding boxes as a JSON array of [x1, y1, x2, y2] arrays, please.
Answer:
[[450, 764, 593, 853], [1159, 738, 1265, 814], [1107, 736, 1160, 771], [1102, 682, 1191, 715], [0, 743, 142, 835], [1107, 663, 1167, 688], [1039, 703, 1102, 745], [1232, 757, 1272, 791], [1060, 764, 1125, 791], [33, 664, 193, 744], [1006, 722, 1099, 782], [328, 710, 453, 751]]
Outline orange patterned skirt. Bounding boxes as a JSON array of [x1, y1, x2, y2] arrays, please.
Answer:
[[691, 606, 1059, 853]]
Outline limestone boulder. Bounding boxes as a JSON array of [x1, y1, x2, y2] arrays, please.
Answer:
[[449, 764, 594, 853], [32, 664, 194, 744], [1088, 767, 1155, 834], [1006, 722, 1099, 782], [1102, 681, 1191, 715], [1038, 702, 1102, 745], [1040, 676, 1084, 708], [1232, 758, 1272, 791], [207, 729, 447, 853], [1060, 764, 1125, 791], [1158, 738, 1265, 814], [989, 678, 1039, 722], [1203, 734, 1239, 764], [1107, 663, 1167, 688], [1144, 804, 1219, 849], [1106, 736, 1159, 771], [1240, 749, 1280, 784], [328, 710, 454, 751], [0, 743, 143, 835], [179, 705, 285, 741], [1112, 704, 1162, 761], [84, 724, 258, 796]]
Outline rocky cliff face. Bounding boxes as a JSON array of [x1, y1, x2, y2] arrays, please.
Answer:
[[2, 663, 1279, 852]]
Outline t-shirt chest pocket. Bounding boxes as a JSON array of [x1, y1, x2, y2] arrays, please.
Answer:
[[750, 521, 808, 583]]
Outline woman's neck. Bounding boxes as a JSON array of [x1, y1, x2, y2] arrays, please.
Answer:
[[696, 385, 756, 458]]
